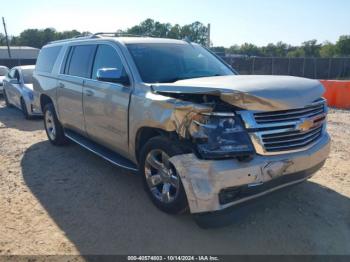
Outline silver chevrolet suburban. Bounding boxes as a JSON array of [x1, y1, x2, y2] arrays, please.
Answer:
[[33, 33, 330, 217]]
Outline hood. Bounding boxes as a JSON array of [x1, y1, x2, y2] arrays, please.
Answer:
[[23, 84, 34, 90], [151, 75, 325, 111]]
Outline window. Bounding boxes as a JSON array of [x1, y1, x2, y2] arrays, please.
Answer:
[[14, 70, 20, 81], [67, 45, 96, 78], [92, 44, 125, 80], [0, 67, 8, 76], [8, 69, 16, 79], [22, 69, 34, 84], [36, 46, 62, 73], [127, 43, 234, 83]]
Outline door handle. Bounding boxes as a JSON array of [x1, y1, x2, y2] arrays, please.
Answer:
[[85, 89, 94, 96], [58, 82, 65, 88]]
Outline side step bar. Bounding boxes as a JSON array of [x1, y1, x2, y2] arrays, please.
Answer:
[[64, 130, 139, 173]]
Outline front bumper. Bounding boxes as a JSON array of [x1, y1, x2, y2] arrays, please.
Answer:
[[169, 133, 331, 214]]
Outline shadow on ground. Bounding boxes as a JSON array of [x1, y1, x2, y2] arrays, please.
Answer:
[[21, 140, 350, 255], [0, 98, 43, 132]]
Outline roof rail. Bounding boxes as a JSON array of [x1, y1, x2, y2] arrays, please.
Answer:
[[92, 32, 154, 38], [48, 34, 97, 44], [48, 32, 153, 45]]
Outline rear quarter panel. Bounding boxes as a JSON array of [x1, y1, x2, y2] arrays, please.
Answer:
[[33, 45, 68, 118]]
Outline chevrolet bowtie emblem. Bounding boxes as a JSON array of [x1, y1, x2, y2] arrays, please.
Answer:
[[297, 118, 314, 132]]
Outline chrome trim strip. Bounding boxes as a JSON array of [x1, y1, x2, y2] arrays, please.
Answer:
[[65, 133, 139, 172]]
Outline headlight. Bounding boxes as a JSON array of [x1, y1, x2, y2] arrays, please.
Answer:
[[191, 112, 254, 159], [28, 91, 34, 100]]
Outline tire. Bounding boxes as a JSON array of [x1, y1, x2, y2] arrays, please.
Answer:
[[140, 136, 189, 214], [20, 97, 31, 120], [43, 103, 68, 146], [3, 90, 11, 107]]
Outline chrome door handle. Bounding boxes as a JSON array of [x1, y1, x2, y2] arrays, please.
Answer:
[[85, 89, 94, 96]]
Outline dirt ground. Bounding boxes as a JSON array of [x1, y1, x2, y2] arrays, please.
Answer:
[[0, 98, 349, 255]]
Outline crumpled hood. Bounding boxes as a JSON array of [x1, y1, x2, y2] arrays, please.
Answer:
[[151, 75, 325, 111]]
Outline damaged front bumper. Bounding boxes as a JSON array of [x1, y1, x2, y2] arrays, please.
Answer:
[[169, 133, 330, 214]]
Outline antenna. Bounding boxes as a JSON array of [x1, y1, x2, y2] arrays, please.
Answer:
[[2, 17, 11, 58]]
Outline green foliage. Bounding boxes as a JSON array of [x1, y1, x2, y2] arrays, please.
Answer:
[[336, 35, 350, 56], [125, 19, 208, 45], [1, 18, 349, 58], [5, 28, 83, 48], [320, 41, 337, 58], [219, 36, 350, 58]]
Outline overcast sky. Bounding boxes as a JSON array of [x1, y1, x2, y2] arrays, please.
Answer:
[[1, 0, 349, 47]]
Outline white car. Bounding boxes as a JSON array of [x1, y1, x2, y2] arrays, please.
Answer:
[[3, 65, 42, 119], [0, 66, 9, 95]]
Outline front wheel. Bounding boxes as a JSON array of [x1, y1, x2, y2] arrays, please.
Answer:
[[20, 98, 30, 119], [140, 136, 189, 214], [43, 103, 68, 146]]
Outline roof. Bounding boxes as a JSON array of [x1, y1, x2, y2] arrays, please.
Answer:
[[0, 46, 39, 51], [0, 46, 39, 59]]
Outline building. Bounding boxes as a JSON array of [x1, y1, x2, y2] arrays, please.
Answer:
[[0, 46, 39, 59]]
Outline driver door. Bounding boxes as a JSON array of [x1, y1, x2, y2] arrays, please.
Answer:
[[83, 44, 131, 156]]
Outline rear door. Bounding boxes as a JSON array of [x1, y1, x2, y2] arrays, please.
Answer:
[[57, 44, 96, 133], [6, 69, 22, 107], [83, 43, 131, 155]]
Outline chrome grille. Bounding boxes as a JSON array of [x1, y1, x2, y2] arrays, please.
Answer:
[[239, 98, 327, 155]]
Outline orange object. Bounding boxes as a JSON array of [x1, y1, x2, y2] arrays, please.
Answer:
[[320, 80, 350, 109]]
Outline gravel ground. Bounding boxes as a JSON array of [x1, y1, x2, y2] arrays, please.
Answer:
[[0, 98, 349, 255]]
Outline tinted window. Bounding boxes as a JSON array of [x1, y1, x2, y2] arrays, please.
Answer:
[[127, 43, 234, 83], [67, 45, 96, 78], [92, 45, 124, 79], [36, 46, 62, 73], [22, 69, 34, 84], [8, 69, 16, 78]]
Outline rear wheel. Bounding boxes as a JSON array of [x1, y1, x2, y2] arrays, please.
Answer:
[[140, 136, 188, 214], [43, 103, 67, 146], [20, 97, 30, 119]]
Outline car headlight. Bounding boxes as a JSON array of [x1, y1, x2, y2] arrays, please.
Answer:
[[191, 112, 254, 159], [28, 91, 34, 100]]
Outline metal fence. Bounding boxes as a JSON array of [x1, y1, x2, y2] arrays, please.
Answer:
[[1, 57, 350, 80], [223, 57, 350, 79]]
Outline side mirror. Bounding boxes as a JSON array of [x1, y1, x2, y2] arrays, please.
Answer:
[[96, 68, 130, 86]]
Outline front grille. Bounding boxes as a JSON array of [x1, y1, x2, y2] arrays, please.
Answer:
[[254, 100, 325, 124], [239, 98, 327, 155], [261, 125, 323, 152]]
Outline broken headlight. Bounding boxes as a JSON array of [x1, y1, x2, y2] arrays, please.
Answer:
[[191, 112, 254, 159]]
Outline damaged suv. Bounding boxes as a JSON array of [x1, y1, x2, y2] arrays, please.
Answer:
[[33, 34, 330, 217]]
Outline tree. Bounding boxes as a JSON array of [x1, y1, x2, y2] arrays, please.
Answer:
[[300, 40, 321, 57], [239, 43, 262, 56], [336, 35, 350, 57], [320, 41, 337, 57], [180, 21, 208, 45]]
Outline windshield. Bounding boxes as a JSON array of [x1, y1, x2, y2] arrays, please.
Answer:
[[126, 43, 234, 83], [0, 67, 8, 76], [22, 69, 34, 84]]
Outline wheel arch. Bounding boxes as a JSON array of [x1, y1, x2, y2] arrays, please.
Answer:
[[135, 127, 175, 164], [40, 94, 54, 113]]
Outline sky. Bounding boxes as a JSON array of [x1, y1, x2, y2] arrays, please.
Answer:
[[1, 0, 349, 47]]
